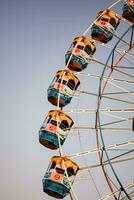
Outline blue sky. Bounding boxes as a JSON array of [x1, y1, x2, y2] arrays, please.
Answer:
[[1, 0, 133, 200]]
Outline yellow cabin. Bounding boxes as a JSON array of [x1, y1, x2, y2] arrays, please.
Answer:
[[91, 9, 120, 43], [47, 69, 80, 107], [65, 35, 96, 71], [42, 156, 79, 198], [39, 110, 74, 149]]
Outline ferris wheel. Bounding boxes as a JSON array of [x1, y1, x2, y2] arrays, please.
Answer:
[[39, 0, 134, 199]]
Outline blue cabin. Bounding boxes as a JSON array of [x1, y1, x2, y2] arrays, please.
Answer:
[[39, 110, 74, 150], [42, 156, 79, 199], [122, 0, 134, 23], [65, 36, 96, 71], [47, 69, 80, 107], [91, 9, 120, 43]]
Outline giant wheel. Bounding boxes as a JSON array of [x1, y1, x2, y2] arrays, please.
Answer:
[[39, 1, 134, 199]]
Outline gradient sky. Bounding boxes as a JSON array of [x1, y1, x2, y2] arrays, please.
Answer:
[[0, 0, 133, 200]]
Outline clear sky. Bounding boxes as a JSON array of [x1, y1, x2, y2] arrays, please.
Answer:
[[1, 0, 133, 200]]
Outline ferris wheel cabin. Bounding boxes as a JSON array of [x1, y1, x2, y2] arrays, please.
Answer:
[[122, 0, 134, 23], [65, 36, 96, 71], [42, 156, 79, 199], [91, 9, 120, 43], [47, 69, 80, 107], [39, 110, 74, 149]]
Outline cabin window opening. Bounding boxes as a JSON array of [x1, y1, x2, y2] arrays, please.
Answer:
[[66, 167, 75, 177], [109, 18, 116, 27], [73, 41, 77, 47], [75, 80, 80, 90], [50, 120, 57, 126], [67, 79, 75, 90], [101, 17, 109, 22], [77, 45, 84, 50], [46, 115, 51, 124], [84, 45, 92, 55], [56, 75, 59, 80], [50, 161, 56, 169], [58, 78, 67, 85], [59, 120, 69, 130], [56, 167, 65, 174], [96, 17, 101, 21]]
